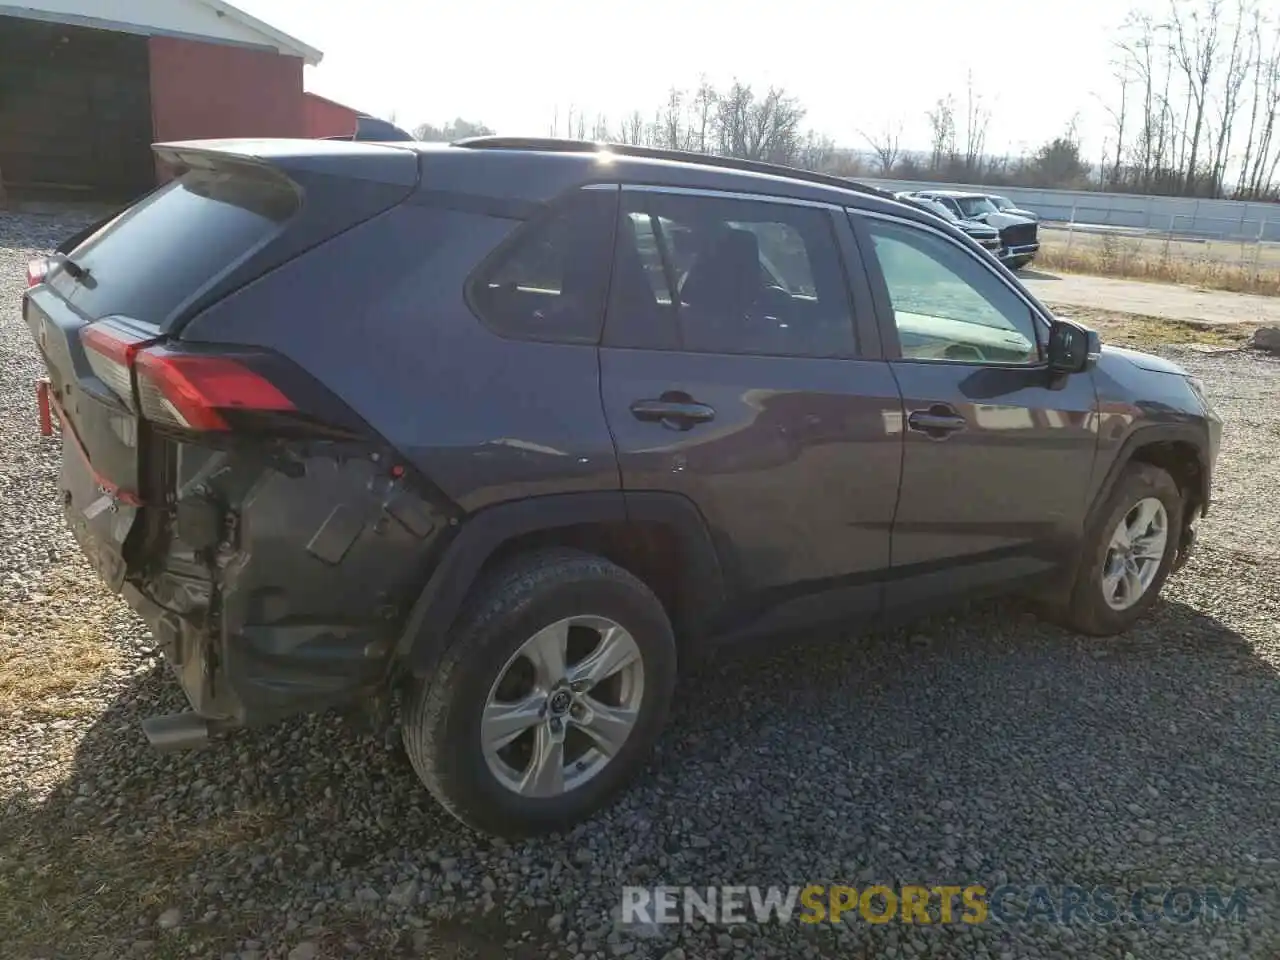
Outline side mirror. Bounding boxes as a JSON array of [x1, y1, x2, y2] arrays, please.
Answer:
[[1046, 318, 1098, 374]]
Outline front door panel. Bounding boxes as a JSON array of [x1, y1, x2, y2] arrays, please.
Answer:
[[854, 210, 1100, 607]]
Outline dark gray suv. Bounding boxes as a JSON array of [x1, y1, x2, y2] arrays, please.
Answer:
[[24, 137, 1220, 837]]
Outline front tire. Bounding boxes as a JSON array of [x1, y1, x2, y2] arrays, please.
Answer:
[[1061, 463, 1184, 636], [401, 548, 677, 837]]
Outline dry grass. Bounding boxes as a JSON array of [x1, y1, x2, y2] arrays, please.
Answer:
[[1042, 302, 1254, 350], [0, 566, 126, 718], [0, 804, 285, 959], [1038, 228, 1280, 297]]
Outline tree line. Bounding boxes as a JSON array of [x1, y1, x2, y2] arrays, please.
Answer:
[[411, 0, 1280, 202], [1103, 0, 1280, 199]]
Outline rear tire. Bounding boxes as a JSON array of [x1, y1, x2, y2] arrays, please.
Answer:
[[1060, 463, 1183, 636], [401, 548, 677, 837]]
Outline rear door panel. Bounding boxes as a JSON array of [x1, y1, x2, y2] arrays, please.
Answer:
[[600, 187, 903, 623]]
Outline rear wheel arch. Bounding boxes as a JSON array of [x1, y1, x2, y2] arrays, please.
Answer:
[[396, 491, 726, 674]]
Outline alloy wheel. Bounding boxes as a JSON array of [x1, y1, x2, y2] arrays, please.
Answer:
[[481, 615, 645, 797]]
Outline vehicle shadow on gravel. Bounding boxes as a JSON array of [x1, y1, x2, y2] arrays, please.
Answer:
[[6, 593, 1280, 960]]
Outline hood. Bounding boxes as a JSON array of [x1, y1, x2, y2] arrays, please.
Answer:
[[1099, 343, 1190, 376], [957, 220, 999, 237], [983, 211, 1037, 230]]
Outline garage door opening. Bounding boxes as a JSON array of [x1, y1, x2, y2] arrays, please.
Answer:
[[0, 15, 155, 202]]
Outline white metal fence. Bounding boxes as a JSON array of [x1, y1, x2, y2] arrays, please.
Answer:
[[861, 177, 1280, 244]]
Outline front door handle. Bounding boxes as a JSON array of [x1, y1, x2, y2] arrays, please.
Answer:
[[630, 399, 716, 429], [907, 406, 967, 438]]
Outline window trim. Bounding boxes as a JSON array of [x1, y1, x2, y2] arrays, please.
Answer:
[[850, 208, 1053, 369], [463, 184, 620, 346], [601, 186, 861, 360]]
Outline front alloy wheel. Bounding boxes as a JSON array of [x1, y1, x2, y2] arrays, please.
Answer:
[[482, 615, 644, 797], [1060, 462, 1183, 636], [1101, 497, 1169, 610]]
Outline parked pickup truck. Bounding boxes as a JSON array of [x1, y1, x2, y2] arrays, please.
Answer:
[[893, 192, 1003, 257], [910, 190, 1040, 269]]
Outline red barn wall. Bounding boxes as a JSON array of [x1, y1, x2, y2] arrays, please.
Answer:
[[304, 93, 359, 138], [148, 36, 305, 146]]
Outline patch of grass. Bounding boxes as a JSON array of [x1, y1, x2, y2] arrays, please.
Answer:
[[0, 803, 285, 959], [1042, 303, 1254, 350], [1038, 232, 1280, 297], [0, 567, 126, 718]]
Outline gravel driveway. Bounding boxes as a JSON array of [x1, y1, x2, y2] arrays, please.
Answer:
[[2, 211, 1279, 960]]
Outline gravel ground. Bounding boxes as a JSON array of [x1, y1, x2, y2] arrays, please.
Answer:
[[2, 210, 1279, 960]]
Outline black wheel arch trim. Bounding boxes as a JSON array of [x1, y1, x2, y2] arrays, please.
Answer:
[[1089, 423, 1212, 525], [396, 490, 726, 673]]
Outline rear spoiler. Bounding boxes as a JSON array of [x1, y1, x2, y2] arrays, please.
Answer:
[[152, 139, 420, 187]]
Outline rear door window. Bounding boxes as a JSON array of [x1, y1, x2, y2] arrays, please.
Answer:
[[605, 190, 855, 358], [52, 166, 299, 326]]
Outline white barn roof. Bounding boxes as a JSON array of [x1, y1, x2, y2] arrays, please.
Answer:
[[2, 0, 323, 65]]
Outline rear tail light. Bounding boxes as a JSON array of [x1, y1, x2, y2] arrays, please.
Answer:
[[26, 259, 48, 287], [135, 348, 294, 431], [81, 324, 149, 403], [79, 323, 297, 433]]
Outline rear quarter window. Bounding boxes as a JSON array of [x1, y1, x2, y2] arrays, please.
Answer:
[[467, 189, 618, 345], [53, 166, 299, 326]]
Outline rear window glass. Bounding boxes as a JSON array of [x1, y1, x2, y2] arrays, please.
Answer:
[[56, 167, 298, 326]]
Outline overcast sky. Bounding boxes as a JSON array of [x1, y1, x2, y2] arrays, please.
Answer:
[[235, 0, 1166, 159]]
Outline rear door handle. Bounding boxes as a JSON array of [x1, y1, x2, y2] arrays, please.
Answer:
[[630, 399, 716, 429], [907, 406, 967, 437]]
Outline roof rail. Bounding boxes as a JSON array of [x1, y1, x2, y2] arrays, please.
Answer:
[[450, 136, 894, 200]]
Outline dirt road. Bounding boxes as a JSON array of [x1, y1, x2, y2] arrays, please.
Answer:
[[1021, 269, 1280, 327]]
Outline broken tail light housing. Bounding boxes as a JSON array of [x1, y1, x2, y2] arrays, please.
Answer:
[[78, 322, 364, 437], [134, 347, 295, 431], [26, 259, 48, 288]]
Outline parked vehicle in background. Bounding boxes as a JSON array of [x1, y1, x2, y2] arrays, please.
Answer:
[[912, 189, 1041, 269], [894, 191, 1003, 256], [987, 194, 1040, 221], [25, 137, 1218, 838], [322, 114, 416, 142]]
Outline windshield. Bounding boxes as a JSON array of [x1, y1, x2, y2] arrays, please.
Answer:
[[990, 196, 1014, 211], [917, 198, 958, 221], [955, 196, 998, 218]]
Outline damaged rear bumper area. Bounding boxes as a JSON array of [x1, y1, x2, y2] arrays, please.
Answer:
[[118, 443, 451, 742]]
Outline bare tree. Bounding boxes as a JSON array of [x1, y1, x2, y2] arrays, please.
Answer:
[[1168, 0, 1224, 194], [1207, 0, 1252, 194], [657, 87, 684, 150], [618, 110, 646, 146], [1245, 19, 1280, 196], [415, 118, 495, 142], [690, 79, 717, 153], [962, 71, 991, 177], [1236, 9, 1266, 194], [858, 121, 903, 175], [1099, 48, 1135, 186], [925, 95, 956, 174], [797, 133, 837, 171], [713, 82, 806, 164]]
